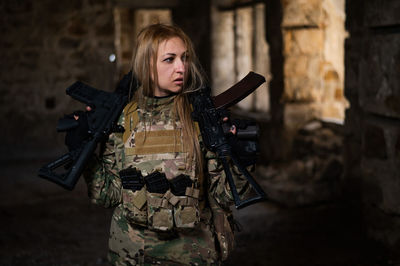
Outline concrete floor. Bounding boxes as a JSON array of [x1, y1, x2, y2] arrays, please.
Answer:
[[0, 159, 397, 266]]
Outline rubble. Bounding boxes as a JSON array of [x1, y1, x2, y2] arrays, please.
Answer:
[[258, 119, 343, 207]]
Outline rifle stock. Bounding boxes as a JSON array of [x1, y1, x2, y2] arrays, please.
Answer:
[[38, 142, 95, 190]]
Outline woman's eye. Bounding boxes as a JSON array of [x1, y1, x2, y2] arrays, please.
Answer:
[[164, 57, 174, 63]]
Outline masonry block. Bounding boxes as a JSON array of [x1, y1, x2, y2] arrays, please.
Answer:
[[364, 0, 400, 27], [362, 124, 387, 160], [359, 34, 400, 118]]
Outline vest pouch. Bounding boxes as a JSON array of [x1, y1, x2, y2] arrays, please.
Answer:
[[173, 187, 201, 229], [121, 187, 148, 227], [146, 191, 174, 231], [173, 197, 200, 229]]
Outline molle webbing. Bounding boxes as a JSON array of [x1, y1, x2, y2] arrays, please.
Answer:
[[122, 101, 186, 155], [125, 130, 185, 155]]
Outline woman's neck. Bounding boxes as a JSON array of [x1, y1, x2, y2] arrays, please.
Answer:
[[153, 94, 175, 99]]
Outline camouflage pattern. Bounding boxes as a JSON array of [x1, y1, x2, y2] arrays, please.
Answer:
[[84, 95, 250, 265]]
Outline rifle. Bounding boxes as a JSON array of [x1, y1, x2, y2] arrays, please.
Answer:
[[38, 72, 138, 190], [189, 72, 267, 209]]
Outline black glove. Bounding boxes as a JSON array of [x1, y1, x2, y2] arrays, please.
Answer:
[[226, 119, 260, 167], [57, 111, 90, 151]]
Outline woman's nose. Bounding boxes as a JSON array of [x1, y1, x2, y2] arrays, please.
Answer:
[[176, 59, 185, 73]]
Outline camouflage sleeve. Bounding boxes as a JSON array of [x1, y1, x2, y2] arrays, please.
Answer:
[[206, 150, 252, 209], [83, 132, 123, 208]]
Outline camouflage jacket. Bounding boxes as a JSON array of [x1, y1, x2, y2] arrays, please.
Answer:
[[84, 95, 249, 265]]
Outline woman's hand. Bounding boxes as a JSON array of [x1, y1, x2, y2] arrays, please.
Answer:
[[65, 106, 92, 151], [74, 106, 92, 120], [223, 117, 237, 135]]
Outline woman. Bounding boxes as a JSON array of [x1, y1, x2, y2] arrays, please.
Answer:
[[84, 23, 248, 265]]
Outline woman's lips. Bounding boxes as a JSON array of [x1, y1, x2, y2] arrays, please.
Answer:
[[174, 78, 183, 85]]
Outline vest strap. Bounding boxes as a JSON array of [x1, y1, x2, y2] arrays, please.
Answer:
[[123, 102, 139, 143]]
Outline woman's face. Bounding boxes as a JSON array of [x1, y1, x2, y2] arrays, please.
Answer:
[[154, 37, 188, 97]]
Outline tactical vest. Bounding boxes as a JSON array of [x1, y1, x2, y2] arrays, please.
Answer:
[[117, 97, 201, 231]]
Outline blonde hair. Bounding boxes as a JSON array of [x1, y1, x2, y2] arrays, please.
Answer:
[[131, 23, 206, 179]]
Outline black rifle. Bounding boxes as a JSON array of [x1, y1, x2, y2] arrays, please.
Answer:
[[189, 72, 267, 209], [38, 72, 138, 190]]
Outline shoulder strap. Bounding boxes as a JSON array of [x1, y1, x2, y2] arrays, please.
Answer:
[[122, 102, 139, 143]]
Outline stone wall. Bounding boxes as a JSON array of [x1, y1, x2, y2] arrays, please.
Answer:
[[345, 0, 400, 251], [0, 0, 116, 158], [211, 1, 271, 113], [282, 0, 348, 131]]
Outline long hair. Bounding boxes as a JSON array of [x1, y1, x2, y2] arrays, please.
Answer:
[[131, 23, 206, 179]]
